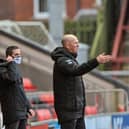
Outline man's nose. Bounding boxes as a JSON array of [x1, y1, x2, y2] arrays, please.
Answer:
[[76, 44, 79, 47]]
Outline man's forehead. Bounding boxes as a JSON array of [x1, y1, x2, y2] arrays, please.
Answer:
[[12, 49, 21, 54], [63, 34, 74, 37], [63, 34, 77, 40]]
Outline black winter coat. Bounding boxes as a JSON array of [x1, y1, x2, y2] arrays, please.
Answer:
[[51, 47, 99, 123], [0, 59, 31, 125]]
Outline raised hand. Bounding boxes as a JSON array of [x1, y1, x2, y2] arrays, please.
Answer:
[[96, 53, 113, 64], [6, 56, 14, 62]]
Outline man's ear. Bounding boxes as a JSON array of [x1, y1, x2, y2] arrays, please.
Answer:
[[64, 42, 70, 49], [6, 55, 14, 62]]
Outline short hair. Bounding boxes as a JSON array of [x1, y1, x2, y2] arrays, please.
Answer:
[[61, 38, 66, 46], [61, 34, 77, 46], [6, 46, 19, 57]]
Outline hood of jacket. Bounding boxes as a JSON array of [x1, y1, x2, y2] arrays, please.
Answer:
[[0, 58, 9, 66], [51, 47, 77, 62]]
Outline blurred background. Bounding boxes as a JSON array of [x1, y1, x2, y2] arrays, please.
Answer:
[[0, 0, 129, 129]]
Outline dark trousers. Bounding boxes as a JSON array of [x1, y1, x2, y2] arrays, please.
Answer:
[[60, 117, 86, 129], [5, 119, 27, 129]]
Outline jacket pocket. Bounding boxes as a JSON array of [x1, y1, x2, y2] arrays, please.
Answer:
[[75, 96, 84, 111], [15, 95, 26, 111]]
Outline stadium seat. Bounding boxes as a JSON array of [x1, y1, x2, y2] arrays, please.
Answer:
[[39, 93, 54, 104], [50, 108, 57, 119], [23, 77, 37, 92], [36, 109, 52, 121], [117, 104, 125, 112], [26, 124, 48, 129], [85, 106, 98, 115]]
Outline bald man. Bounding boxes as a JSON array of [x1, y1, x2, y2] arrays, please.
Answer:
[[51, 34, 112, 129]]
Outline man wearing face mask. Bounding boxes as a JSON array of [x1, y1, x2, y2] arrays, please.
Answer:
[[0, 46, 34, 129]]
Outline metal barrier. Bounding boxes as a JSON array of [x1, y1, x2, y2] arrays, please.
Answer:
[[0, 89, 128, 129], [85, 89, 128, 114], [27, 119, 59, 129]]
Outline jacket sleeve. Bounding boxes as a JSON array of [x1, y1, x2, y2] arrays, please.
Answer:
[[20, 86, 32, 112], [56, 57, 99, 76], [7, 61, 19, 83]]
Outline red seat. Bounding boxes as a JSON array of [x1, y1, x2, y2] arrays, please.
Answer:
[[39, 93, 54, 104], [36, 109, 52, 121], [117, 104, 125, 112], [26, 124, 48, 129], [23, 78, 37, 92], [49, 107, 57, 119], [85, 106, 97, 115]]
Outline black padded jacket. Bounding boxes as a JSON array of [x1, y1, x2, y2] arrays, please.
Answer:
[[51, 47, 99, 123], [0, 59, 31, 125]]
